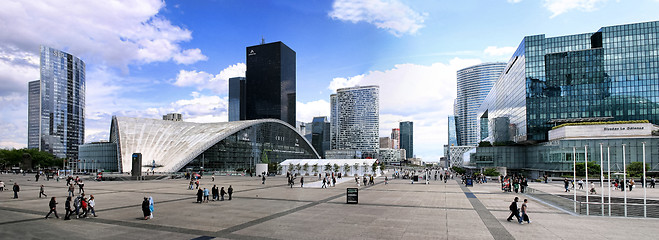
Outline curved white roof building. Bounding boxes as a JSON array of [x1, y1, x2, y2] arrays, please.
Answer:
[[110, 116, 319, 173]]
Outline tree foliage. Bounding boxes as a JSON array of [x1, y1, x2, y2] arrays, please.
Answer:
[[627, 162, 650, 177], [574, 162, 601, 176], [0, 148, 63, 169], [483, 168, 500, 176]]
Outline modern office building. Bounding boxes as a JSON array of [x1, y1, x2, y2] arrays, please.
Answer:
[[110, 116, 319, 173], [472, 21, 659, 175], [331, 85, 380, 158], [330, 94, 339, 150], [399, 121, 414, 159], [27, 80, 40, 150], [379, 137, 391, 148], [378, 148, 406, 164], [28, 46, 85, 159], [448, 116, 458, 146], [311, 116, 331, 158], [162, 113, 183, 121], [479, 21, 659, 143], [78, 142, 119, 172], [454, 63, 506, 146], [390, 128, 400, 149], [228, 77, 246, 122], [245, 41, 296, 126]]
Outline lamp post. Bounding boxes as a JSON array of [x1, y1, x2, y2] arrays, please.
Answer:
[[600, 143, 604, 216], [623, 144, 627, 217], [573, 146, 577, 213], [607, 146, 611, 216], [643, 142, 647, 218], [585, 145, 589, 216]]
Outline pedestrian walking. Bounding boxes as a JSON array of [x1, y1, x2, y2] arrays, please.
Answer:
[[521, 199, 531, 224], [332, 176, 336, 187], [64, 196, 72, 220], [211, 174, 215, 182], [68, 184, 75, 197], [142, 197, 151, 220], [45, 197, 59, 219], [228, 185, 233, 200], [148, 196, 154, 219], [212, 185, 218, 201], [196, 188, 203, 203], [79, 197, 89, 218], [300, 176, 304, 188], [12, 182, 19, 199], [578, 179, 584, 189], [262, 175, 266, 184], [203, 188, 210, 202], [78, 179, 85, 194], [652, 177, 656, 188], [507, 197, 522, 224], [39, 184, 47, 198], [321, 177, 327, 188], [385, 176, 388, 185], [35, 173, 40, 182], [220, 187, 226, 201], [0, 180, 4, 191], [564, 178, 570, 192], [88, 195, 97, 217]]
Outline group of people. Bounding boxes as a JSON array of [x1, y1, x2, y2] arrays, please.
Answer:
[[45, 193, 97, 220], [501, 175, 528, 193], [507, 197, 531, 224], [196, 185, 233, 203], [141, 196, 154, 220]]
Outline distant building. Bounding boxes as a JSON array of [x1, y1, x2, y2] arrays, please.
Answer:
[[330, 94, 339, 149], [379, 137, 391, 148], [311, 116, 331, 158], [378, 148, 405, 164], [448, 116, 457, 146], [325, 149, 361, 159], [245, 41, 296, 126], [390, 128, 400, 149], [330, 86, 379, 158], [28, 46, 85, 159], [162, 113, 183, 121], [399, 121, 413, 159], [454, 63, 506, 146], [78, 142, 119, 172], [228, 77, 246, 121]]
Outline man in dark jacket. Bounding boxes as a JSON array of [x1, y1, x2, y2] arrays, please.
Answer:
[[142, 197, 151, 220], [12, 183, 19, 198], [45, 197, 59, 219], [227, 185, 233, 200], [507, 197, 522, 224], [64, 196, 72, 220]]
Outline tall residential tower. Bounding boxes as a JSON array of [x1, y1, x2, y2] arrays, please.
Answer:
[[331, 85, 380, 158]]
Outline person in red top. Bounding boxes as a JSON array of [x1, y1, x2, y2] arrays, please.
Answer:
[[79, 197, 89, 218]]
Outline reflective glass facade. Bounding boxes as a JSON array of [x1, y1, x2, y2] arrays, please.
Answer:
[[228, 77, 246, 122], [245, 42, 296, 126], [27, 80, 40, 149], [455, 63, 506, 145], [30, 46, 85, 159], [311, 116, 330, 158], [479, 21, 659, 143], [182, 122, 318, 172], [399, 121, 413, 158], [448, 116, 457, 146], [78, 142, 119, 172]]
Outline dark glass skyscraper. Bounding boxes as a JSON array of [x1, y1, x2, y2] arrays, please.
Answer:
[[228, 77, 246, 122], [311, 116, 330, 158], [479, 21, 659, 143], [28, 46, 85, 159], [245, 41, 296, 126], [399, 121, 413, 159]]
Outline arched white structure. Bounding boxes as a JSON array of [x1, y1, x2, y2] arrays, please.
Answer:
[[110, 116, 319, 173]]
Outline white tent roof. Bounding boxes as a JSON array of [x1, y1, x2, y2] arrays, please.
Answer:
[[281, 159, 376, 166]]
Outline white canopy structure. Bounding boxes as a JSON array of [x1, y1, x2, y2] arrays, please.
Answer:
[[280, 159, 379, 176]]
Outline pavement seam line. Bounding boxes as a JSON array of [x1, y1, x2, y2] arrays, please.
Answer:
[[458, 181, 515, 240]]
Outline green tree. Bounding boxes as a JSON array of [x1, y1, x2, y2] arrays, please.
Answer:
[[333, 163, 339, 173], [371, 162, 378, 174], [452, 166, 465, 175], [288, 163, 294, 173], [295, 163, 301, 173], [353, 163, 360, 174], [478, 141, 492, 147], [483, 168, 500, 176], [324, 163, 332, 172], [343, 163, 350, 174], [312, 163, 319, 175], [575, 162, 601, 176], [627, 162, 650, 177], [302, 163, 309, 174]]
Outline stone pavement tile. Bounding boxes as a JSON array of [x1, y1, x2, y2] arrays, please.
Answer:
[[100, 197, 308, 232], [0, 209, 41, 224], [238, 185, 344, 202]]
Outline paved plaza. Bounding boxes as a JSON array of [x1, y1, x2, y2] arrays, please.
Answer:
[[1, 174, 659, 240]]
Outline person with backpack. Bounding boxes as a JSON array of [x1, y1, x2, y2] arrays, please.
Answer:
[[506, 197, 522, 224], [45, 197, 59, 219], [64, 196, 73, 220]]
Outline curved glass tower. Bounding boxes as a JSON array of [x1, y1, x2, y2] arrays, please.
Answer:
[[454, 62, 506, 146], [28, 46, 85, 159]]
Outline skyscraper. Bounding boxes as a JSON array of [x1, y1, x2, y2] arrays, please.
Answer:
[[454, 63, 506, 145], [245, 41, 296, 126], [448, 115, 457, 146], [331, 85, 379, 158], [479, 20, 659, 142], [330, 94, 338, 149], [399, 121, 413, 159], [390, 128, 400, 149], [228, 77, 246, 121], [28, 46, 85, 159], [311, 116, 330, 158]]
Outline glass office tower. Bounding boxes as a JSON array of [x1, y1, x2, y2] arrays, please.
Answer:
[[454, 63, 506, 146], [448, 116, 458, 146], [479, 21, 659, 143], [399, 121, 413, 159], [27, 80, 40, 150], [228, 77, 246, 122], [29, 46, 85, 159], [245, 41, 296, 126]]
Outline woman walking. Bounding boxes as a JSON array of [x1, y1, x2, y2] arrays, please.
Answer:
[[64, 196, 73, 220], [521, 199, 531, 224], [148, 196, 154, 219], [196, 188, 203, 203], [220, 187, 226, 201], [88, 195, 97, 217], [142, 197, 151, 220], [45, 197, 59, 219]]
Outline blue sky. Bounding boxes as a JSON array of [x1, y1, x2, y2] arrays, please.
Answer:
[[1, 0, 658, 162]]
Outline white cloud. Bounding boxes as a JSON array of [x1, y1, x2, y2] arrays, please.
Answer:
[[507, 0, 523, 3], [173, 63, 246, 94], [327, 58, 482, 161], [297, 100, 331, 123], [484, 46, 516, 57], [0, 0, 206, 71], [329, 0, 427, 37], [543, 0, 607, 18]]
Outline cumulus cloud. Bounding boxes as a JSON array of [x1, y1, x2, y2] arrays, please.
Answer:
[[543, 0, 607, 18], [329, 0, 427, 36], [0, 0, 206, 71], [297, 100, 331, 123], [173, 63, 246, 94], [327, 58, 482, 161], [507, 0, 523, 3], [484, 46, 516, 57]]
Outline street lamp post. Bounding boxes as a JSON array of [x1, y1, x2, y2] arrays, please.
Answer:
[[643, 142, 647, 218], [600, 143, 604, 216], [573, 146, 577, 213], [623, 144, 627, 217], [585, 145, 589, 216]]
